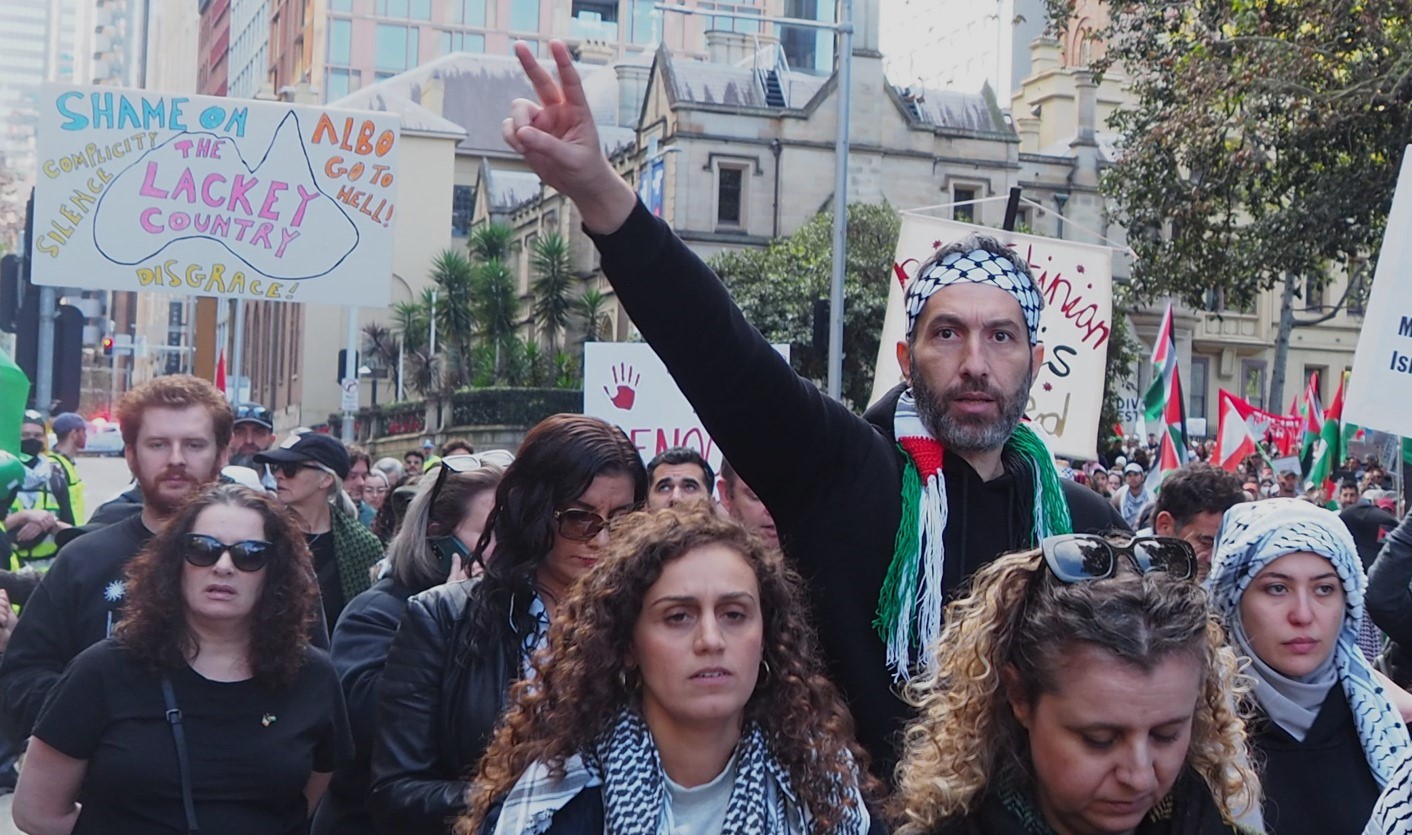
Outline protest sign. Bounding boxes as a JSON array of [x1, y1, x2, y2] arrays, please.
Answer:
[[585, 342, 789, 473], [869, 213, 1115, 460], [1347, 147, 1412, 435], [32, 84, 401, 307]]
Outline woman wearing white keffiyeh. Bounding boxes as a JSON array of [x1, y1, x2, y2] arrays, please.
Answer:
[[1207, 498, 1412, 833], [458, 506, 878, 835]]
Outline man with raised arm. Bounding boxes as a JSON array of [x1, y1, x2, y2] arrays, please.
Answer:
[[503, 41, 1126, 770]]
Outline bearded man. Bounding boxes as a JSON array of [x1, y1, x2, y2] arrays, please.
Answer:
[[500, 40, 1127, 773], [0, 376, 232, 740]]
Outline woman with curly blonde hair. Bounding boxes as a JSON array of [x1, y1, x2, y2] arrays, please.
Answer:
[[892, 534, 1260, 835], [459, 505, 880, 834]]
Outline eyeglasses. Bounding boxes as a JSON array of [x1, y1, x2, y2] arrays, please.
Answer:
[[1040, 534, 1196, 583], [182, 533, 272, 572], [426, 450, 516, 511], [554, 508, 631, 542], [274, 461, 328, 479]]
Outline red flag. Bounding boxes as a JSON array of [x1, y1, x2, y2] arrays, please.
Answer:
[[215, 350, 227, 394], [1215, 390, 1258, 471]]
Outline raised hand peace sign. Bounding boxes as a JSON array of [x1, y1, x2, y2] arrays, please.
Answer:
[[502, 40, 637, 234]]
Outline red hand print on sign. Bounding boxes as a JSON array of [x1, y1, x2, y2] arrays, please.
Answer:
[[605, 363, 641, 410]]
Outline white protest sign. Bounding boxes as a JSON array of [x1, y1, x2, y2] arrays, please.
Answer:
[[585, 342, 789, 473], [1346, 146, 1412, 435], [33, 84, 400, 307], [869, 213, 1115, 460]]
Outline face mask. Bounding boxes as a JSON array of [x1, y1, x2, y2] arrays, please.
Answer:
[[19, 438, 43, 457], [430, 534, 473, 576]]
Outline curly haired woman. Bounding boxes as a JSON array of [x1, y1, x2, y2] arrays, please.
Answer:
[[14, 483, 351, 835], [459, 506, 880, 834], [891, 534, 1260, 835]]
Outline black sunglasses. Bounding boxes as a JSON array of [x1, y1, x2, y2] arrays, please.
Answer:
[[1040, 534, 1196, 583], [425, 451, 516, 512], [182, 533, 273, 572], [554, 507, 635, 542], [274, 461, 327, 479]]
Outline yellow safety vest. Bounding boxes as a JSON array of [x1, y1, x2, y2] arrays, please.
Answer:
[[45, 452, 86, 525], [8, 458, 66, 567]]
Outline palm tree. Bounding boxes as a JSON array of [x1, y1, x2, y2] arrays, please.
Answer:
[[362, 322, 401, 398], [430, 249, 478, 389], [390, 300, 428, 354], [468, 223, 513, 262], [575, 288, 611, 346], [474, 258, 520, 380], [530, 232, 574, 355]]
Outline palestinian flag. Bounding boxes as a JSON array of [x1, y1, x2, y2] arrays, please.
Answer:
[[1298, 374, 1324, 478], [1307, 371, 1348, 505], [1141, 303, 1177, 434]]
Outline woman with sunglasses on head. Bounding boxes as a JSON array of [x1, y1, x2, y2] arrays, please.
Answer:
[[1207, 498, 1412, 834], [460, 505, 879, 835], [13, 484, 351, 835], [370, 414, 646, 834], [313, 453, 510, 835], [891, 534, 1260, 835]]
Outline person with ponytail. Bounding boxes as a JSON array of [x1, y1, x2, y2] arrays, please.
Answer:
[[891, 534, 1259, 835], [1208, 499, 1412, 833], [460, 506, 879, 835]]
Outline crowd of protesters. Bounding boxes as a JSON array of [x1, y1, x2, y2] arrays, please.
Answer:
[[5, 37, 1412, 835]]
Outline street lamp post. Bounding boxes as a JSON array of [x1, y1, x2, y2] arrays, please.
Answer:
[[653, 2, 854, 401]]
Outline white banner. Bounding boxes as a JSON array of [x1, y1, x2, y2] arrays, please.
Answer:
[[584, 342, 789, 473], [33, 84, 401, 307], [870, 213, 1115, 460], [1347, 146, 1412, 435]]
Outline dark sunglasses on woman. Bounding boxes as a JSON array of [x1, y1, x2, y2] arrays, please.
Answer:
[[182, 533, 273, 572], [1040, 534, 1196, 583], [553, 508, 634, 542]]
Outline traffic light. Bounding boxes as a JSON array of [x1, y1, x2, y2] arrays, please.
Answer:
[[101, 336, 114, 356]]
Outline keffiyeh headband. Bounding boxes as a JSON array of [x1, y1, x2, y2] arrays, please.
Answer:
[[1206, 498, 1411, 786], [904, 247, 1044, 344]]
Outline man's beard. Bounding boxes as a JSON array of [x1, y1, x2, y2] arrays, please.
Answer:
[[912, 364, 1033, 452], [229, 451, 259, 468], [137, 464, 220, 516]]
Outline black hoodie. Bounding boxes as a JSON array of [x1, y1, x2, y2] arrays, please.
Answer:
[[590, 202, 1128, 776]]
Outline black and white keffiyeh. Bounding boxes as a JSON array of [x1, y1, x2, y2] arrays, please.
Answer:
[[489, 710, 869, 835], [1207, 498, 1412, 786], [1366, 752, 1412, 834], [904, 248, 1043, 344]]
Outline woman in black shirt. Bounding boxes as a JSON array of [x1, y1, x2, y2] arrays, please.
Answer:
[[13, 483, 351, 834]]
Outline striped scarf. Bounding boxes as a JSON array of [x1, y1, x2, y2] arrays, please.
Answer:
[[876, 389, 1072, 680]]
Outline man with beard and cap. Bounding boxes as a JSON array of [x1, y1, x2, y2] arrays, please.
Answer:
[[500, 40, 1126, 773], [229, 401, 277, 491], [46, 412, 87, 525], [4, 414, 75, 570], [0, 376, 234, 740]]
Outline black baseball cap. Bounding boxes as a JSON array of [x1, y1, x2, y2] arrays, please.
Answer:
[[255, 432, 350, 479], [233, 402, 274, 430]]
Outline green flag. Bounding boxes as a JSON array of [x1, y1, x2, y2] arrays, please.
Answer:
[[0, 347, 30, 456]]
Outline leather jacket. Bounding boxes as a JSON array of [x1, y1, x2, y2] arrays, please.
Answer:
[[368, 578, 525, 834]]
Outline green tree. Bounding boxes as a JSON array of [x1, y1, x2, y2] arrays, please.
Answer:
[[531, 232, 576, 355], [575, 288, 611, 345], [430, 249, 478, 389], [361, 322, 402, 400], [474, 258, 520, 381], [469, 223, 513, 262], [391, 300, 428, 354], [1044, 0, 1412, 409], [709, 202, 900, 408]]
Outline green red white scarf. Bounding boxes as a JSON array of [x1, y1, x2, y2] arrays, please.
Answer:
[[876, 389, 1072, 679]]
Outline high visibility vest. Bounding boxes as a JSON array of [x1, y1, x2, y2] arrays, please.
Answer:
[[45, 452, 86, 525], [8, 457, 66, 568]]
